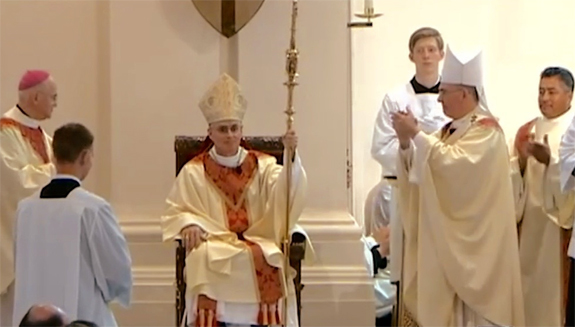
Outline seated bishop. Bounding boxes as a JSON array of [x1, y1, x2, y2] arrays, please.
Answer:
[[160, 73, 310, 327]]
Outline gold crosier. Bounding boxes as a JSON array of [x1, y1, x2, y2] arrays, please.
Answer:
[[282, 0, 299, 325]]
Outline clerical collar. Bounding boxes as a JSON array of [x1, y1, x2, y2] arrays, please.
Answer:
[[542, 107, 573, 123], [4, 106, 41, 128], [410, 76, 440, 94], [209, 146, 247, 168], [16, 104, 30, 117], [53, 174, 82, 185]]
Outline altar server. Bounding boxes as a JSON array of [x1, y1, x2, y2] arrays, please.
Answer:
[[370, 26, 448, 227], [0, 70, 57, 326], [391, 45, 525, 327], [511, 66, 574, 327], [12, 123, 132, 327], [369, 27, 449, 289]]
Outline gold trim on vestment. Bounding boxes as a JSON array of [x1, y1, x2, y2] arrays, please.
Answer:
[[202, 156, 258, 212]]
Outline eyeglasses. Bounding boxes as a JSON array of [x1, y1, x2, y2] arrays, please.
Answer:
[[438, 88, 464, 96]]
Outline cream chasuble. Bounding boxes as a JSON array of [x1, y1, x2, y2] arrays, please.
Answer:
[[161, 146, 310, 327], [396, 109, 525, 327], [0, 106, 54, 326], [509, 110, 575, 326]]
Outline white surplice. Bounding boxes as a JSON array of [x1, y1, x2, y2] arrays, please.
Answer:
[[0, 106, 55, 327], [12, 175, 133, 327], [369, 81, 448, 282], [559, 113, 575, 260]]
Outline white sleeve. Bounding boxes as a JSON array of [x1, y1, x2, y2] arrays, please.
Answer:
[[87, 203, 133, 307], [282, 149, 305, 201], [559, 115, 575, 192], [0, 127, 54, 190], [418, 109, 449, 134], [371, 95, 400, 176]]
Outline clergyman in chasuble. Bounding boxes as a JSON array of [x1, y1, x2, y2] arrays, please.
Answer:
[[510, 66, 574, 327], [160, 73, 311, 327], [0, 70, 57, 327], [390, 45, 525, 327]]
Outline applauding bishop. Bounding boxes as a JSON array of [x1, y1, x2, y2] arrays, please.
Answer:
[[391, 46, 524, 327]]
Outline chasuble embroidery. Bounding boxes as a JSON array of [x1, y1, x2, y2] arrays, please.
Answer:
[[0, 117, 50, 164], [194, 150, 283, 326]]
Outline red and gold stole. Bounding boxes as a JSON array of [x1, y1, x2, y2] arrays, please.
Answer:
[[194, 150, 283, 327], [0, 117, 50, 164]]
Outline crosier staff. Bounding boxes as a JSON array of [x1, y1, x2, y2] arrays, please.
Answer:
[[282, 0, 299, 325]]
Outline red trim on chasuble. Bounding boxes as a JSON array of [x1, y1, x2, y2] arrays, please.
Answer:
[[561, 228, 572, 321], [0, 118, 50, 164], [196, 151, 283, 326], [476, 117, 502, 129]]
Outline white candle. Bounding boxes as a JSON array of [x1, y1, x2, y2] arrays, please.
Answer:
[[365, 0, 373, 11]]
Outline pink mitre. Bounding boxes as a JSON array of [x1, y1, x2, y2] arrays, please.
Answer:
[[18, 70, 51, 91]]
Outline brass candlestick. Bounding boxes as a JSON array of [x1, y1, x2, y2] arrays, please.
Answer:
[[347, 5, 383, 28]]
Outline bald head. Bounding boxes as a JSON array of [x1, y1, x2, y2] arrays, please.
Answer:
[[19, 304, 68, 327], [17, 75, 58, 121]]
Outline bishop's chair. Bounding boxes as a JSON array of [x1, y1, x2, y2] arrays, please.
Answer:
[[173, 135, 307, 327]]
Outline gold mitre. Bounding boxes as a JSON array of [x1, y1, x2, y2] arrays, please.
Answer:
[[198, 73, 247, 124]]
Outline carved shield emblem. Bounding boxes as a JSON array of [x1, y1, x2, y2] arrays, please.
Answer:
[[192, 0, 265, 38]]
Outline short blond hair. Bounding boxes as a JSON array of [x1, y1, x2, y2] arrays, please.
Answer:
[[408, 27, 444, 53]]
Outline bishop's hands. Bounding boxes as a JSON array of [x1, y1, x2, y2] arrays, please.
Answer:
[[391, 107, 420, 149], [181, 225, 207, 253], [282, 129, 297, 161]]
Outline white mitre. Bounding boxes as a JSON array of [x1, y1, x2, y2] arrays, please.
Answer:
[[199, 73, 248, 124], [441, 45, 491, 116]]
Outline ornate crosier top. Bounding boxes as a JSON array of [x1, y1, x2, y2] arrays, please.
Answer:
[[284, 0, 299, 130]]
